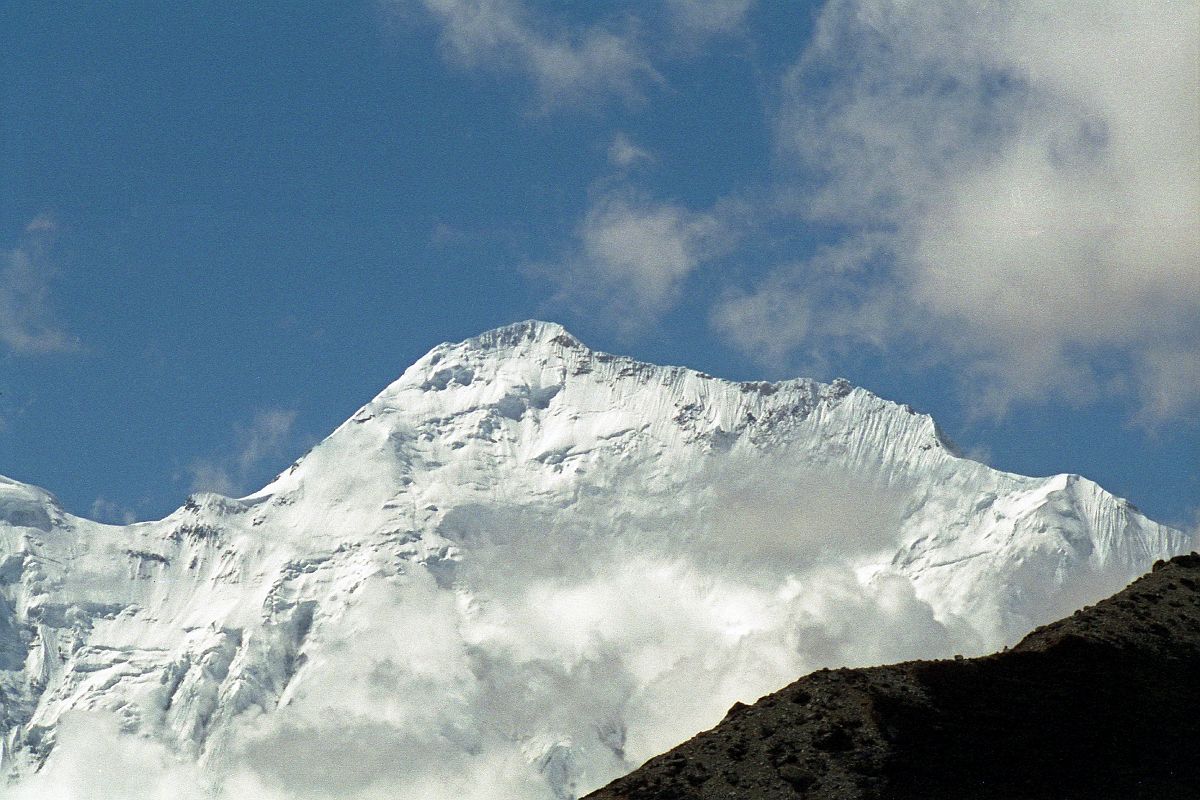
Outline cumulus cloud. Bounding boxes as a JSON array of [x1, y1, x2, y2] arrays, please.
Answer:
[[17, 563, 967, 800], [541, 193, 734, 334], [424, 453, 976, 767], [401, 0, 659, 107], [0, 216, 80, 356], [187, 408, 299, 496], [720, 0, 1200, 420]]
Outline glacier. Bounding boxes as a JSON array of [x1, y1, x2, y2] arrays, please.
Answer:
[[0, 321, 1190, 799]]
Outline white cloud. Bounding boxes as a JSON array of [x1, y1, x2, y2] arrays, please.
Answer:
[[185, 459, 237, 496], [187, 408, 299, 496], [404, 0, 659, 107], [0, 216, 80, 355], [23, 215, 57, 233], [90, 496, 138, 525], [1132, 345, 1200, 427], [235, 408, 299, 476], [711, 234, 897, 371], [664, 0, 754, 41], [711, 278, 812, 368], [607, 132, 653, 168], [543, 193, 733, 333], [731, 0, 1200, 420]]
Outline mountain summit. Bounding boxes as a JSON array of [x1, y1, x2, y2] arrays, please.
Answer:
[[0, 323, 1190, 799]]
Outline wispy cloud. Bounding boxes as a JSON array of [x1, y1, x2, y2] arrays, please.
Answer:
[[186, 460, 238, 497], [664, 0, 754, 43], [400, 0, 659, 108], [187, 408, 299, 496], [0, 216, 81, 356], [607, 132, 653, 169], [717, 0, 1200, 422], [89, 496, 139, 525], [541, 192, 735, 334], [711, 234, 895, 371]]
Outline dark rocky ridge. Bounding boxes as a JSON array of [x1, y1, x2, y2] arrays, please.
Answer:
[[586, 554, 1200, 799]]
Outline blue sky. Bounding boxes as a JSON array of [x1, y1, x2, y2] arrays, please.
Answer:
[[2, 1, 1197, 528]]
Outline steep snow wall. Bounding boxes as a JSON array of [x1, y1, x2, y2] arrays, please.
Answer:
[[0, 322, 1189, 799]]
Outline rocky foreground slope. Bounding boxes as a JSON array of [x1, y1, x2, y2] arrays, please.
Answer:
[[587, 553, 1200, 800]]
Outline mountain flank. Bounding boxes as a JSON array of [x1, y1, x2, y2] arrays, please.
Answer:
[[586, 553, 1200, 800], [0, 322, 1189, 796]]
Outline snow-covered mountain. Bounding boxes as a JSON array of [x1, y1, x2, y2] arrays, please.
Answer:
[[0, 321, 1189, 799]]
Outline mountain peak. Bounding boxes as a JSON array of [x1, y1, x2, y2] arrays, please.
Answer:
[[0, 322, 1189, 798], [459, 320, 584, 353], [0, 474, 59, 531]]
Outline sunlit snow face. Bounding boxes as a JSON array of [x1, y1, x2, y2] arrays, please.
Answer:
[[7, 325, 1183, 800]]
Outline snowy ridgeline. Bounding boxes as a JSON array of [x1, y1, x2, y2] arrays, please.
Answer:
[[0, 321, 1189, 800]]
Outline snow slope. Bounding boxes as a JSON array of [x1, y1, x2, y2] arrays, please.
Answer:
[[0, 321, 1189, 799]]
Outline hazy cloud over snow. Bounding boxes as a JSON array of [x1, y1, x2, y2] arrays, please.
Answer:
[[403, 0, 659, 107], [0, 216, 80, 355], [187, 408, 299, 496], [11, 454, 978, 800], [721, 0, 1200, 420], [6, 713, 211, 800], [544, 193, 734, 334]]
